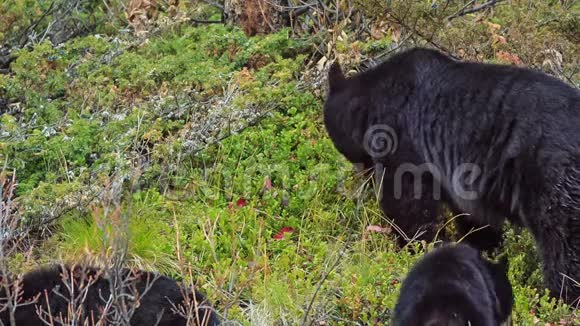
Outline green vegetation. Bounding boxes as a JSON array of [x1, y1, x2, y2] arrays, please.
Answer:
[[1, 0, 578, 324]]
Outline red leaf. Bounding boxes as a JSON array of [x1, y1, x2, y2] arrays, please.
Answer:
[[496, 50, 522, 65], [273, 226, 295, 240], [236, 197, 247, 207], [228, 197, 248, 210], [263, 177, 273, 191]]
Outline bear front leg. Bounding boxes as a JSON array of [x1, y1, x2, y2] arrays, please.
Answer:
[[535, 218, 580, 305], [378, 166, 444, 246], [454, 215, 504, 253], [533, 171, 580, 304]]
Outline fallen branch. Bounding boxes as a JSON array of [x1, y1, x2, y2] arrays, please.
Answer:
[[202, 0, 224, 10], [191, 18, 224, 24], [301, 251, 344, 326], [447, 0, 505, 21], [18, 0, 57, 47], [190, 107, 275, 156], [289, 6, 311, 19]]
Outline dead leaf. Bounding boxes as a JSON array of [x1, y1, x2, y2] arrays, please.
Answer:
[[496, 51, 522, 65], [370, 21, 388, 40], [391, 26, 402, 43], [126, 0, 158, 35], [366, 225, 391, 233], [317, 56, 328, 72]]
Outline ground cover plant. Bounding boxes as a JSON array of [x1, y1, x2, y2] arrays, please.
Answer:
[[0, 0, 579, 324]]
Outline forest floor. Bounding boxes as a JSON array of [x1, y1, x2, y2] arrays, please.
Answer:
[[1, 1, 579, 324]]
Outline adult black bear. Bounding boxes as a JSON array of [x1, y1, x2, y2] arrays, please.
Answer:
[[393, 244, 513, 326], [324, 47, 580, 303], [0, 265, 220, 326]]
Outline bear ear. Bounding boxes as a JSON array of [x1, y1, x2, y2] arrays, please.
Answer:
[[328, 61, 346, 92]]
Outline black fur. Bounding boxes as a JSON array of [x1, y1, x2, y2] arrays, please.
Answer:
[[0, 265, 219, 326], [393, 244, 513, 326], [324, 47, 580, 302]]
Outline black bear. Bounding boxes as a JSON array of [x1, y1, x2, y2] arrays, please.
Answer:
[[0, 264, 220, 326], [393, 244, 513, 326], [324, 47, 580, 303]]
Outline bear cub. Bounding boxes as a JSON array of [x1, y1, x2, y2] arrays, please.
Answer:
[[393, 244, 513, 326], [0, 264, 220, 326]]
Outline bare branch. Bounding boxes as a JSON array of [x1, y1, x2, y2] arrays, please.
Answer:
[[18, 1, 58, 48], [447, 0, 505, 21], [191, 18, 224, 24], [301, 251, 344, 326], [384, 11, 459, 60], [201, 0, 224, 10]]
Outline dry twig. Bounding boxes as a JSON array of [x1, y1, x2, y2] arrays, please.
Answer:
[[447, 0, 505, 21]]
